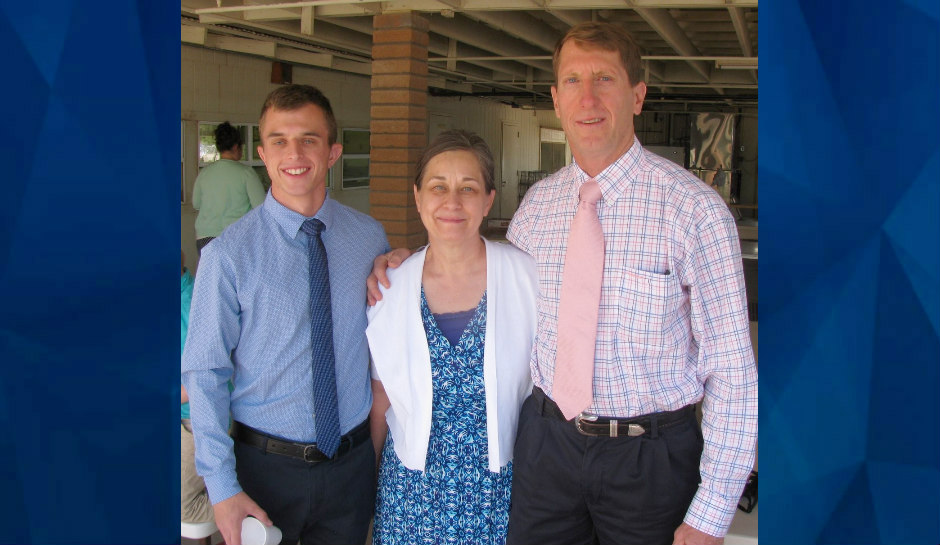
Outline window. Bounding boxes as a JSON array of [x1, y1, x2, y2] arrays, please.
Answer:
[[539, 127, 568, 174], [341, 128, 370, 190], [198, 122, 271, 191]]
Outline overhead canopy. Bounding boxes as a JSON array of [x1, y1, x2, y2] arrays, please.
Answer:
[[181, 0, 758, 108]]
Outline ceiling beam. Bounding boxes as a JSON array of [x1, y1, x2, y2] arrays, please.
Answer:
[[192, 12, 375, 56], [323, 15, 532, 79], [727, 5, 757, 83], [212, 35, 277, 57], [548, 9, 592, 27], [461, 10, 561, 52], [194, 0, 756, 17], [632, 7, 710, 82], [181, 25, 207, 45], [301, 6, 315, 35], [425, 13, 554, 76], [727, 7, 752, 57]]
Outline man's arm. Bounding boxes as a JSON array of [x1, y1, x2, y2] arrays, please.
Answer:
[[181, 246, 270, 545], [682, 207, 758, 540], [366, 248, 414, 306]]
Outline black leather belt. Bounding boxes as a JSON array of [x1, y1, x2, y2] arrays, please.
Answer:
[[533, 387, 694, 437], [233, 419, 370, 463]]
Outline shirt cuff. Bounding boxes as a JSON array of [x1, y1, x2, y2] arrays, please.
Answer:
[[683, 485, 739, 538], [204, 468, 243, 506]]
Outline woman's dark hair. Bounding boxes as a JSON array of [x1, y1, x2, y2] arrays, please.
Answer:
[[414, 129, 496, 193], [214, 121, 243, 154]]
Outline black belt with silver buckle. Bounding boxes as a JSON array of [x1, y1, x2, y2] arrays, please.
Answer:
[[233, 419, 370, 463], [533, 387, 694, 437]]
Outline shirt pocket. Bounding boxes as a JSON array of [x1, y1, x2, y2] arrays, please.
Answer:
[[614, 268, 682, 348]]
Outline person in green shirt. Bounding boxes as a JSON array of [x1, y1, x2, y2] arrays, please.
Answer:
[[193, 122, 266, 255]]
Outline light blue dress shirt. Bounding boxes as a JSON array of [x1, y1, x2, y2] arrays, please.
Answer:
[[182, 191, 389, 504]]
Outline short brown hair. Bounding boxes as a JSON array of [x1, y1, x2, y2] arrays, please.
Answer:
[[259, 84, 338, 145], [553, 22, 644, 86], [414, 130, 496, 193]]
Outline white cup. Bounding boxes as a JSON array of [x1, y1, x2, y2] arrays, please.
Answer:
[[241, 516, 282, 545]]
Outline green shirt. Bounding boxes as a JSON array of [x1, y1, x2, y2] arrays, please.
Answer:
[[192, 159, 266, 238]]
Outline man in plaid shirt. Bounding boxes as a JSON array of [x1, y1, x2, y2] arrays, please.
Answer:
[[369, 22, 756, 545]]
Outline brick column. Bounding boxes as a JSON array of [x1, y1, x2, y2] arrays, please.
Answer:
[[369, 12, 429, 249]]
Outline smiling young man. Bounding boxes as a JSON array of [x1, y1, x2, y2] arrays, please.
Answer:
[[182, 84, 389, 545], [501, 23, 758, 545]]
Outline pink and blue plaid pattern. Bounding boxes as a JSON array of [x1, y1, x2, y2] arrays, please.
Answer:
[[507, 137, 758, 537]]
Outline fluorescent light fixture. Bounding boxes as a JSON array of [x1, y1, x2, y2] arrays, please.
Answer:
[[715, 58, 758, 70]]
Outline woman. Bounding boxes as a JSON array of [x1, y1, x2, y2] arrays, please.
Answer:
[[366, 130, 537, 544], [192, 121, 266, 254]]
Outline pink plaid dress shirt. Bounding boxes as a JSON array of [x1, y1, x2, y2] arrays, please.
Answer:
[[507, 137, 758, 537]]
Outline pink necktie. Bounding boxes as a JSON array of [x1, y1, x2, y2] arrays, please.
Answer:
[[553, 180, 604, 420]]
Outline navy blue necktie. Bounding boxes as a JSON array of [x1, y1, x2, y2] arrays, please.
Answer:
[[301, 218, 340, 458]]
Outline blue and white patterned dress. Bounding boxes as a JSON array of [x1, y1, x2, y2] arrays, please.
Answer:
[[373, 289, 513, 545]]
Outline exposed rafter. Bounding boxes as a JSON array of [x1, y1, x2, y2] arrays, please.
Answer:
[[182, 0, 758, 108], [632, 7, 710, 82]]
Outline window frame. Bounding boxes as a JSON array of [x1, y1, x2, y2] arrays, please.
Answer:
[[340, 128, 371, 190]]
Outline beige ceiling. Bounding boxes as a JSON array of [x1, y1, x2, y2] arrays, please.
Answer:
[[181, 0, 757, 109]]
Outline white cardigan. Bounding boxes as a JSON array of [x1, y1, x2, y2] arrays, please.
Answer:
[[366, 238, 537, 473]]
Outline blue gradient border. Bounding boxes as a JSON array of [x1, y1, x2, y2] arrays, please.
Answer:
[[0, 1, 178, 543], [761, 1, 939, 543]]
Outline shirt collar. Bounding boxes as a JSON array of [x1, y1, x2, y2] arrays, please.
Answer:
[[570, 136, 644, 203], [263, 190, 336, 239]]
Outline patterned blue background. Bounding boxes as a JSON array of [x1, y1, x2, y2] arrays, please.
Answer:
[[0, 0, 936, 543], [0, 1, 178, 543], [762, 1, 939, 543]]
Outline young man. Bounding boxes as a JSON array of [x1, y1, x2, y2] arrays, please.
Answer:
[[369, 23, 757, 545], [183, 84, 389, 545]]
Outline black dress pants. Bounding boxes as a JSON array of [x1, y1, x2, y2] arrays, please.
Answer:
[[233, 427, 376, 545], [506, 392, 703, 545]]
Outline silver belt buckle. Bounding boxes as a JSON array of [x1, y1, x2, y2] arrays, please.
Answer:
[[303, 445, 321, 462], [578, 411, 598, 422], [575, 411, 597, 436]]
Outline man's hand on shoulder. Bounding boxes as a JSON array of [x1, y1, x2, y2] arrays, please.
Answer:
[[673, 522, 723, 545], [212, 491, 272, 545], [366, 248, 414, 306]]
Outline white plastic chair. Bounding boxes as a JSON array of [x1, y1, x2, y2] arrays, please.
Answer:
[[181, 520, 218, 545]]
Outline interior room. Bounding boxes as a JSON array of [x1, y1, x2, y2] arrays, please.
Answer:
[[180, 1, 758, 543]]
